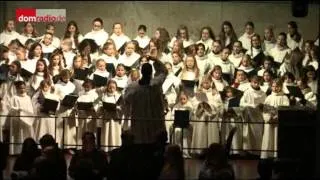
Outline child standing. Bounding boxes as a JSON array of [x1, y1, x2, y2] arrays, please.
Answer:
[[240, 76, 266, 156], [170, 91, 194, 158], [99, 80, 124, 152], [7, 81, 35, 154], [261, 79, 290, 159], [31, 80, 59, 141]]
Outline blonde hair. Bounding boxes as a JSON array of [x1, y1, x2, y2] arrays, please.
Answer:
[[181, 55, 199, 79]]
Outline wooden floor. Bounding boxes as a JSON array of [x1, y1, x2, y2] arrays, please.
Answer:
[[3, 154, 259, 180]]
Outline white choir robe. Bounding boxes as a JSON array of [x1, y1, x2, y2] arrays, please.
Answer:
[[163, 72, 181, 107], [110, 33, 131, 51], [27, 73, 51, 97], [70, 34, 84, 50], [171, 62, 184, 77], [0, 30, 20, 46], [18, 34, 37, 46], [213, 58, 235, 81], [84, 29, 109, 47], [75, 89, 99, 147], [306, 60, 319, 71], [98, 54, 119, 68], [170, 102, 194, 158], [8, 51, 17, 64], [240, 86, 266, 155], [308, 80, 318, 95], [190, 91, 222, 154], [235, 80, 251, 92], [0, 74, 24, 141], [195, 55, 211, 79], [300, 88, 317, 109], [207, 52, 221, 70], [257, 68, 266, 77], [100, 92, 123, 152], [134, 35, 151, 49], [212, 77, 229, 92], [40, 43, 56, 54], [229, 53, 243, 68], [262, 40, 276, 56], [168, 37, 194, 52], [89, 70, 111, 80], [112, 75, 129, 94], [54, 80, 76, 148], [269, 46, 291, 65], [32, 90, 60, 141], [220, 98, 243, 155], [118, 52, 141, 68], [261, 82, 271, 93], [261, 92, 289, 159], [239, 33, 254, 50], [237, 65, 256, 77], [197, 38, 214, 54], [7, 93, 35, 155], [191, 110, 219, 154], [287, 33, 303, 50], [63, 51, 76, 69]]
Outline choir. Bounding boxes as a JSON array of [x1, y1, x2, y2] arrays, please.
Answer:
[[0, 18, 318, 159]]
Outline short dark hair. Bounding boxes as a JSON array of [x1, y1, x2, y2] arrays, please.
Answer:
[[39, 134, 56, 149], [245, 21, 255, 29], [93, 17, 103, 26], [14, 81, 26, 88], [45, 23, 55, 30], [138, 24, 147, 32]]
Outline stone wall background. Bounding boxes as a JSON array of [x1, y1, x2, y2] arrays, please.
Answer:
[[3, 1, 319, 42]]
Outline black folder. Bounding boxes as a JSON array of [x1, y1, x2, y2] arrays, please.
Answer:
[[220, 86, 244, 101], [61, 94, 79, 107], [106, 63, 116, 76], [287, 85, 304, 98], [222, 73, 232, 84], [174, 110, 190, 128], [43, 53, 52, 60], [93, 74, 108, 87], [118, 43, 127, 55], [77, 102, 94, 111], [228, 97, 241, 108], [102, 102, 117, 111], [174, 68, 182, 77], [181, 80, 196, 88], [117, 87, 124, 92], [41, 98, 59, 114], [74, 68, 89, 81], [21, 68, 33, 79]]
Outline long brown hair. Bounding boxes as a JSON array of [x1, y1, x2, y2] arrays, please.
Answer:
[[64, 21, 81, 48], [33, 59, 51, 83]]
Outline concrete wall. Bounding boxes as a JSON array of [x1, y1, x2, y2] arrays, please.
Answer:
[[3, 1, 320, 42]]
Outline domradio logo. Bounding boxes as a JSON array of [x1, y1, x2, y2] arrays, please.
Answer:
[[16, 8, 66, 22]]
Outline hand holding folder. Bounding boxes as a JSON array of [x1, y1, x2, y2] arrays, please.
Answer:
[[286, 85, 304, 99], [77, 102, 94, 111], [93, 74, 108, 87], [61, 94, 79, 108], [41, 98, 59, 114], [21, 68, 33, 79], [174, 110, 190, 128]]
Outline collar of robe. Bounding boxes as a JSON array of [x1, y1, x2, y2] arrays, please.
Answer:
[[271, 91, 284, 96], [18, 92, 27, 97], [301, 87, 312, 94]]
